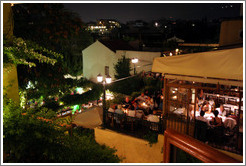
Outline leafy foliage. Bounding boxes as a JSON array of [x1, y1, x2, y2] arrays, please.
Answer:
[[3, 36, 62, 68], [59, 83, 103, 107], [114, 56, 132, 79], [143, 131, 158, 145], [3, 98, 121, 163]]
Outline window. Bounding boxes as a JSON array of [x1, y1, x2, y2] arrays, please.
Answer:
[[105, 66, 109, 76]]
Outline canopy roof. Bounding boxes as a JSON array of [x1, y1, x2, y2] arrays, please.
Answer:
[[152, 47, 243, 86], [73, 106, 103, 129]]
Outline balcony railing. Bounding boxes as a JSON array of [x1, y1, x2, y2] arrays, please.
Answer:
[[104, 111, 164, 140], [163, 128, 241, 163]]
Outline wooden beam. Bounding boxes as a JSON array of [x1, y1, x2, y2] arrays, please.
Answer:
[[163, 129, 241, 163]]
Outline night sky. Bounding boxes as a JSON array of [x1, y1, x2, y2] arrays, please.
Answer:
[[63, 3, 242, 23]]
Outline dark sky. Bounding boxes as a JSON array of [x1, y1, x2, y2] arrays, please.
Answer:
[[63, 3, 242, 23]]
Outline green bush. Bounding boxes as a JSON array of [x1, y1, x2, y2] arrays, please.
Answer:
[[109, 75, 144, 95], [143, 131, 158, 145], [130, 91, 142, 99], [60, 83, 103, 107], [106, 92, 128, 109], [3, 98, 121, 163]]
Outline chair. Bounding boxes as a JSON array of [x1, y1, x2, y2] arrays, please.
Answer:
[[125, 116, 136, 131], [194, 120, 208, 142], [114, 113, 125, 129], [224, 118, 237, 131], [223, 106, 231, 115], [106, 112, 114, 127], [212, 126, 225, 145]]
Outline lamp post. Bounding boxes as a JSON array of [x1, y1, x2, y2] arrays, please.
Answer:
[[131, 58, 138, 75], [97, 73, 112, 127]]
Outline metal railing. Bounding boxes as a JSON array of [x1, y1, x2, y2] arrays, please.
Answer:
[[104, 111, 164, 140], [162, 113, 243, 155]]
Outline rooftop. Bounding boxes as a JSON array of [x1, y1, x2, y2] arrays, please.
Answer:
[[99, 39, 135, 52]]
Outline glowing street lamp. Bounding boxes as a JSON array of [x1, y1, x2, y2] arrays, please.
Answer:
[[97, 73, 112, 126], [105, 75, 112, 84], [97, 73, 103, 82], [131, 58, 139, 75]]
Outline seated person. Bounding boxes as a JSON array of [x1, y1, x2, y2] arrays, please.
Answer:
[[114, 105, 124, 124], [203, 101, 212, 114], [198, 89, 205, 100], [122, 96, 132, 109], [136, 110, 145, 119], [146, 110, 160, 131], [209, 99, 215, 107], [127, 105, 136, 117], [135, 92, 148, 103], [216, 105, 227, 116], [196, 110, 210, 126], [115, 105, 124, 114], [210, 110, 223, 127], [108, 104, 116, 113], [132, 101, 141, 110]]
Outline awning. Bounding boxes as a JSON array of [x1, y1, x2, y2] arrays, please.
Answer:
[[73, 106, 103, 129], [152, 48, 243, 86]]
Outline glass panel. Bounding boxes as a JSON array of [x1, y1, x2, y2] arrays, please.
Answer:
[[168, 87, 189, 117]]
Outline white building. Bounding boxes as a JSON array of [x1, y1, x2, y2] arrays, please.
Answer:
[[82, 40, 161, 82]]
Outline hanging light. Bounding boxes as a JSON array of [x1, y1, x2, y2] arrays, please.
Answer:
[[97, 73, 103, 82], [105, 75, 112, 84]]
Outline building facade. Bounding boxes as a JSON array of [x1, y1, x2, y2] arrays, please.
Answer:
[[82, 40, 161, 82]]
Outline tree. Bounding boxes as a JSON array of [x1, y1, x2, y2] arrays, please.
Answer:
[[3, 97, 121, 163], [109, 57, 145, 95], [12, 3, 93, 76], [114, 56, 132, 79], [3, 36, 62, 68]]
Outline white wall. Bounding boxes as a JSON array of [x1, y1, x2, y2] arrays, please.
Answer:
[[82, 41, 117, 82], [82, 41, 161, 82], [116, 50, 161, 75]]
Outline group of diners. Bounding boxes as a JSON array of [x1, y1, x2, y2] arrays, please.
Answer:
[[107, 91, 163, 123], [192, 90, 239, 143], [195, 89, 238, 119]]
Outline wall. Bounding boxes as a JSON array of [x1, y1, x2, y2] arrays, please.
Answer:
[[3, 3, 20, 103], [3, 65, 20, 103], [3, 3, 13, 39], [95, 128, 164, 163], [219, 19, 243, 47], [82, 40, 117, 82], [116, 50, 161, 75], [82, 42, 161, 82]]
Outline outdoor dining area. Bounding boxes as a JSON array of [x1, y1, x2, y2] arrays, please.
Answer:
[[104, 92, 164, 139], [151, 47, 243, 155]]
